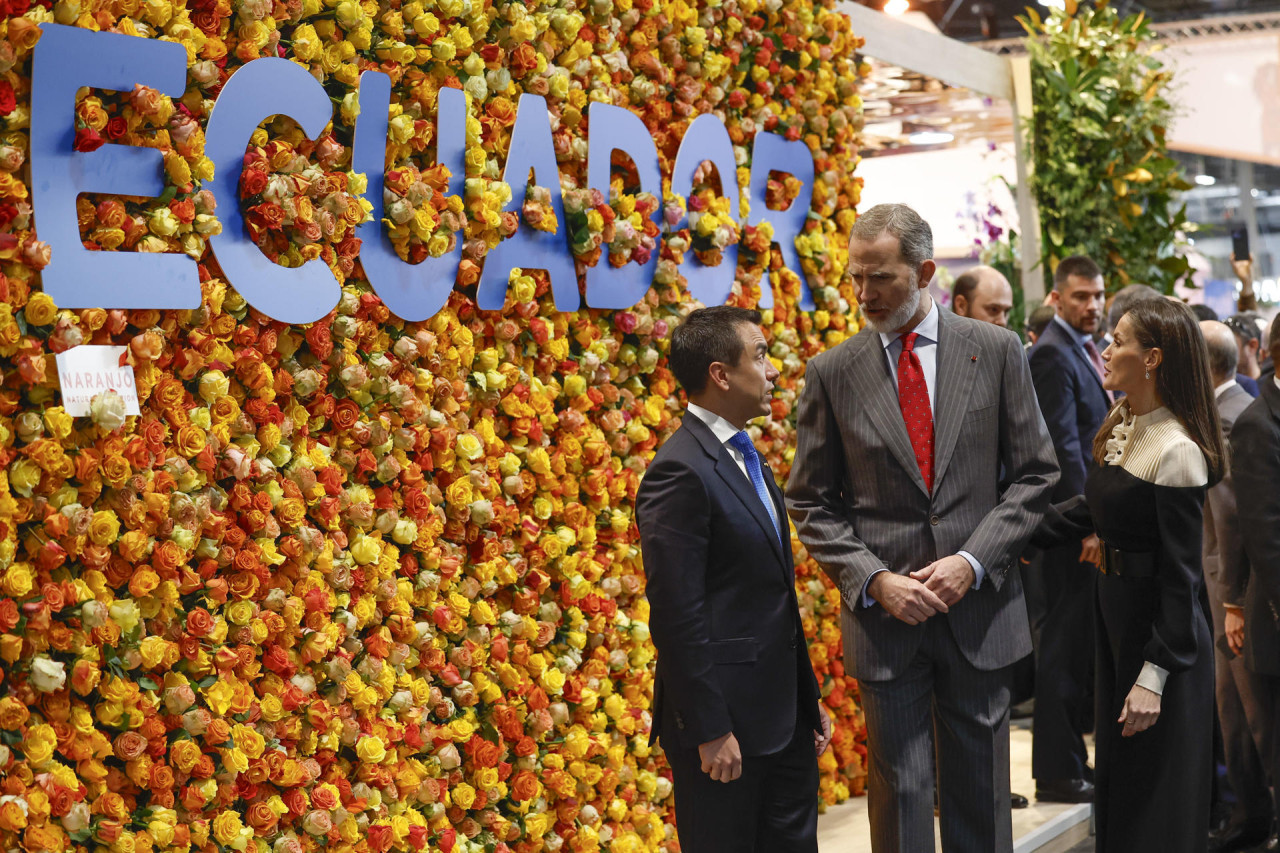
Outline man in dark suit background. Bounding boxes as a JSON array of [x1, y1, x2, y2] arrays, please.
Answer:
[[1231, 330, 1280, 852], [1025, 255, 1112, 803], [636, 306, 829, 852], [951, 265, 1015, 329], [788, 204, 1058, 852], [1199, 320, 1272, 853]]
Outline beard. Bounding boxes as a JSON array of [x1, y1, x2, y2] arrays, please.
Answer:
[[861, 274, 922, 334]]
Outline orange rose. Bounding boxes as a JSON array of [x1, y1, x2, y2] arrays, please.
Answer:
[[511, 770, 540, 801], [205, 718, 231, 745], [148, 763, 175, 792], [309, 785, 338, 811], [128, 568, 160, 598], [169, 739, 202, 774], [175, 425, 207, 457], [186, 607, 216, 637], [113, 731, 149, 761], [102, 455, 132, 488], [245, 801, 278, 834]]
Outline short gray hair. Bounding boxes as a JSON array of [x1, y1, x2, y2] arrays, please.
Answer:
[[1200, 320, 1239, 380], [849, 203, 934, 266]]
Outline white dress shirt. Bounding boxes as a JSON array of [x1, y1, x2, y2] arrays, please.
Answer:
[[1214, 378, 1239, 398], [686, 403, 749, 481], [879, 300, 940, 412], [864, 301, 986, 606]]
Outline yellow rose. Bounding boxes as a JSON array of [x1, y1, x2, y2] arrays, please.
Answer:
[[89, 510, 121, 546], [539, 667, 566, 694], [356, 735, 386, 764], [43, 407, 73, 440], [211, 809, 244, 845], [1, 563, 33, 598], [139, 636, 169, 669], [233, 724, 265, 760], [8, 458, 42, 497], [451, 782, 476, 810], [24, 292, 58, 327], [170, 740, 202, 774]]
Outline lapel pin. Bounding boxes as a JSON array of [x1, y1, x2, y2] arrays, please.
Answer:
[[971, 355, 978, 363]]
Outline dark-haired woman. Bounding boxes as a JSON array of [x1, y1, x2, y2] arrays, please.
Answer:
[[1038, 298, 1226, 852]]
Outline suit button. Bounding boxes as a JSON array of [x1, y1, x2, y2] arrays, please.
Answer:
[[930, 515, 941, 526]]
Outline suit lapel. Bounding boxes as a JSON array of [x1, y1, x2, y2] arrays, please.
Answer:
[[1068, 334, 1108, 398], [932, 312, 980, 489], [682, 414, 788, 565], [846, 329, 930, 496], [714, 454, 788, 565]]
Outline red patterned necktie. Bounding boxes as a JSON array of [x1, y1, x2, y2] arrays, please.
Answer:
[[897, 332, 935, 492]]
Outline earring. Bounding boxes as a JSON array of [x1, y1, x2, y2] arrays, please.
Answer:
[[1145, 371, 1150, 379]]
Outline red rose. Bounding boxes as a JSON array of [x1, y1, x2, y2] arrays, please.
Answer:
[[0, 81, 15, 116], [74, 127, 106, 152], [240, 166, 268, 197], [104, 116, 128, 140]]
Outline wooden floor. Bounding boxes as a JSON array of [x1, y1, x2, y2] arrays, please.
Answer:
[[817, 721, 1095, 853]]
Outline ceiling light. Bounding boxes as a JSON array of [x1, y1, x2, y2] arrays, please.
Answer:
[[884, 0, 909, 15], [1251, 188, 1261, 198], [908, 130, 954, 145], [1194, 175, 1216, 186]]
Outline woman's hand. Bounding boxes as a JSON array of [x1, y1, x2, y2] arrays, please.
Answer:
[[1118, 683, 1161, 737]]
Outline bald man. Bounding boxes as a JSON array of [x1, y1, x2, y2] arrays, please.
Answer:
[[951, 266, 1015, 329], [1199, 320, 1273, 851]]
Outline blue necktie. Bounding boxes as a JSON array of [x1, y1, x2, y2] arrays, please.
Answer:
[[728, 431, 783, 546]]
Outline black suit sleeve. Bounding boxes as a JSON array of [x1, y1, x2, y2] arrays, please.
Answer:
[[1145, 484, 1208, 674], [1029, 341, 1088, 497], [635, 456, 733, 746], [1233, 412, 1280, 611]]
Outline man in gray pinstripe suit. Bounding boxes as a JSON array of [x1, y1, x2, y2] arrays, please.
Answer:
[[787, 204, 1058, 852]]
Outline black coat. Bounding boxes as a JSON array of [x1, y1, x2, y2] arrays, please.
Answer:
[[1231, 378, 1280, 677], [636, 413, 821, 756]]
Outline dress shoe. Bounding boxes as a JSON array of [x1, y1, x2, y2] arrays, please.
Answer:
[[1011, 792, 1029, 809], [1034, 778, 1094, 803], [1208, 820, 1271, 853], [1264, 832, 1278, 851]]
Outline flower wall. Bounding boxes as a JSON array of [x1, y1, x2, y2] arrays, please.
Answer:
[[0, 1, 866, 851]]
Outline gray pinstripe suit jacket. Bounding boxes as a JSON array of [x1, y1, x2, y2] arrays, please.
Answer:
[[786, 309, 1059, 681]]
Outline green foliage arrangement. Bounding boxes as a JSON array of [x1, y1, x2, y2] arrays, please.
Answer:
[[1021, 0, 1193, 294]]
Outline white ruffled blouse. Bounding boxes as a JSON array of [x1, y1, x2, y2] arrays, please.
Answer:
[[1102, 404, 1208, 489]]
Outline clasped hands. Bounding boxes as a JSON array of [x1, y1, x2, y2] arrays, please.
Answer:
[[870, 555, 975, 626]]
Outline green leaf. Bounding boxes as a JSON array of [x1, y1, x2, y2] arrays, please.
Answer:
[[138, 676, 159, 691]]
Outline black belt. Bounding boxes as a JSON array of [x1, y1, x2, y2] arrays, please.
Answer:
[[1099, 545, 1156, 578]]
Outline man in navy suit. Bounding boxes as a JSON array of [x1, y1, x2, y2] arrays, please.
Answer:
[[1027, 255, 1113, 803], [636, 306, 830, 852]]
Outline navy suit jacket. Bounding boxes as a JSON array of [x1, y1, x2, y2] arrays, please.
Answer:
[[636, 413, 821, 756], [1028, 318, 1112, 500]]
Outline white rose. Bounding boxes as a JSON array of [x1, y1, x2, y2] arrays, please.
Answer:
[[89, 390, 128, 431], [61, 802, 90, 833], [30, 656, 66, 692]]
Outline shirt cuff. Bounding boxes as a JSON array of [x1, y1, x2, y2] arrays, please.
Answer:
[[860, 568, 887, 608], [1135, 661, 1170, 696], [958, 551, 986, 590], [1224, 603, 1244, 612]]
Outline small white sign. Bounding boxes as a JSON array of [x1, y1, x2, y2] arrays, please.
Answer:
[[54, 346, 141, 417]]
